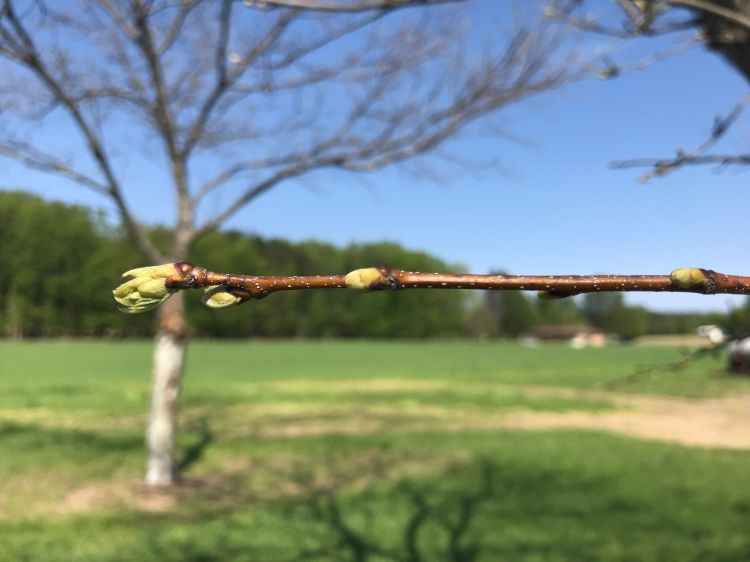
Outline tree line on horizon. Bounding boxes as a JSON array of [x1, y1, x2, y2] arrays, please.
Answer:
[[2, 190, 746, 340]]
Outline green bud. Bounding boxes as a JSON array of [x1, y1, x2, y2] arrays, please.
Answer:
[[121, 263, 178, 279], [112, 276, 142, 299], [122, 290, 143, 303], [670, 268, 707, 289], [345, 268, 384, 290], [137, 278, 169, 298], [201, 286, 244, 309], [113, 264, 179, 313]]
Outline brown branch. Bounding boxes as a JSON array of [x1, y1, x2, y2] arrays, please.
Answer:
[[669, 0, 750, 30], [612, 90, 750, 180], [179, 0, 233, 158], [613, 153, 750, 173], [250, 10, 382, 74], [186, 266, 750, 297], [113, 264, 750, 313], [157, 0, 202, 54], [247, 0, 464, 14], [194, 145, 342, 201], [548, 0, 696, 37], [179, 4, 301, 158], [131, 3, 180, 163], [195, 20, 577, 226], [595, 36, 702, 79], [600, 344, 721, 389], [197, 162, 322, 231], [128, 1, 198, 256], [0, 141, 111, 195]]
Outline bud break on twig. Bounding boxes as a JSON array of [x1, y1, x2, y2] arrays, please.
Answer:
[[112, 263, 750, 314]]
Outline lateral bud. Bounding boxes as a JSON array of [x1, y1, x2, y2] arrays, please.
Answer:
[[670, 267, 708, 289], [537, 290, 575, 300], [201, 285, 246, 309], [345, 267, 388, 290]]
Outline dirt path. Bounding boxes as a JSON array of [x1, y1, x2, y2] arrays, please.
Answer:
[[271, 379, 750, 450], [500, 391, 750, 449]]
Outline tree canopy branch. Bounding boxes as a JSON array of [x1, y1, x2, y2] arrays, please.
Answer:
[[611, 90, 750, 180], [181, 5, 298, 158], [246, 0, 464, 14], [0, 141, 111, 195], [669, 0, 750, 30], [198, 162, 323, 232]]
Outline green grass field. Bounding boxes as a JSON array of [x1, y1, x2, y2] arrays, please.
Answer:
[[1, 340, 749, 561]]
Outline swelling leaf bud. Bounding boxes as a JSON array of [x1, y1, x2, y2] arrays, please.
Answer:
[[113, 263, 182, 313], [201, 286, 244, 309], [121, 263, 179, 279], [345, 268, 385, 290], [138, 278, 169, 298], [670, 268, 707, 289]]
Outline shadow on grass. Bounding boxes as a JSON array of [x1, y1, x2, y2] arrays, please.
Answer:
[[130, 439, 750, 562], [296, 461, 495, 562], [135, 453, 663, 562], [0, 422, 143, 454], [176, 419, 214, 473]]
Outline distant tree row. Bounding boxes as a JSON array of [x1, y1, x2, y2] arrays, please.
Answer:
[[2, 191, 746, 340], [0, 191, 466, 338]]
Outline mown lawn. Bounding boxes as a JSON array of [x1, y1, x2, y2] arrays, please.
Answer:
[[0, 340, 749, 561]]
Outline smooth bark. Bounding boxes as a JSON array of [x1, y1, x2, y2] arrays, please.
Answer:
[[145, 292, 188, 486]]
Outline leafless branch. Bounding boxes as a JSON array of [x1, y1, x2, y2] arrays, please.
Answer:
[[669, 0, 750, 30], [199, 161, 328, 231], [157, 0, 201, 54], [612, 90, 750, 180], [547, 0, 695, 37], [1, 1, 585, 263], [245, 0, 464, 14], [180, 6, 299, 158], [196, 18, 578, 232], [595, 35, 702, 79], [131, 2, 181, 163], [0, 141, 111, 195]]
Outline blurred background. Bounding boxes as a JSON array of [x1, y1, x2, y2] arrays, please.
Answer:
[[1, 1, 750, 560]]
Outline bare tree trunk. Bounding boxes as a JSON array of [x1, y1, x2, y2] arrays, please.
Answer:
[[145, 292, 188, 486]]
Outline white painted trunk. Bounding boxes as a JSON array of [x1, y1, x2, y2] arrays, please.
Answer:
[[145, 330, 186, 485], [145, 293, 188, 486]]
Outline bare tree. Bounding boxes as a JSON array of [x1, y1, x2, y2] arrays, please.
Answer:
[[0, 0, 580, 485]]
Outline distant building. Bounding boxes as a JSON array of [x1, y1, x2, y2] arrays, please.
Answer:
[[729, 338, 750, 374], [697, 325, 726, 345], [526, 325, 609, 348]]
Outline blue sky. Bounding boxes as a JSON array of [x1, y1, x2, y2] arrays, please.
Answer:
[[2, 2, 748, 313]]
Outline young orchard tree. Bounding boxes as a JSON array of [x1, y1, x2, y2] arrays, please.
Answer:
[[0, 0, 581, 485]]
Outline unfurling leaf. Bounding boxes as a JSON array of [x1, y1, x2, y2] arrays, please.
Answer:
[[113, 263, 181, 314]]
